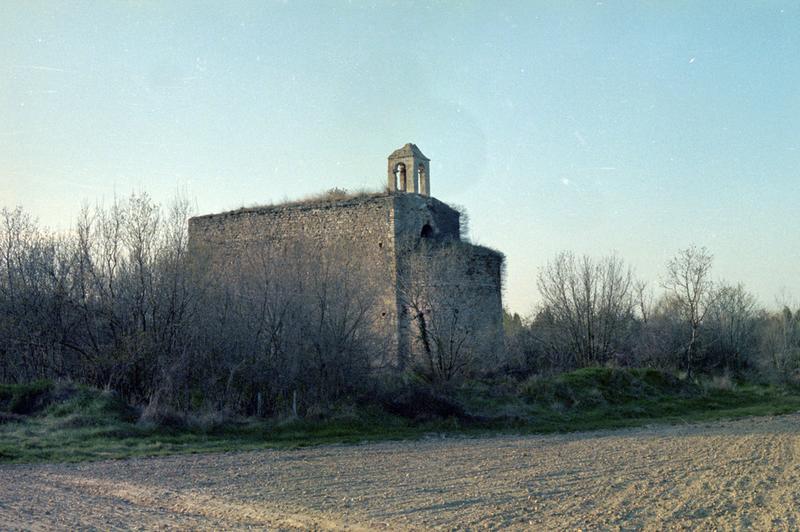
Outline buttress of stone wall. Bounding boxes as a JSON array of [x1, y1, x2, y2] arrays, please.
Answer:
[[396, 239, 504, 376], [188, 194, 402, 369], [390, 194, 461, 368]]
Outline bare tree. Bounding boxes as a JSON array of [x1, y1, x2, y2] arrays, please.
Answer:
[[0, 197, 382, 416], [634, 280, 653, 325], [758, 306, 800, 383], [181, 233, 382, 416], [705, 283, 757, 372], [536, 251, 635, 368], [663, 246, 714, 377], [296, 242, 380, 405]]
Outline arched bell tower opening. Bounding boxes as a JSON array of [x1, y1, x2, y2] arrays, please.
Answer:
[[394, 163, 407, 192], [417, 163, 428, 196], [387, 143, 430, 197]]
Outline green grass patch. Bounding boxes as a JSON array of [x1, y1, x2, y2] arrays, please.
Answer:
[[2, 369, 799, 464], [457, 367, 800, 433]]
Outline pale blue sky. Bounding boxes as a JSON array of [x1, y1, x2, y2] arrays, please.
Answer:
[[2, 1, 799, 313]]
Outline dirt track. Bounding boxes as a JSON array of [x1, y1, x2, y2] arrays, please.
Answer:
[[2, 414, 799, 530]]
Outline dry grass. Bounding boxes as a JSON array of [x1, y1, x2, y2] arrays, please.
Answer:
[[233, 187, 390, 213]]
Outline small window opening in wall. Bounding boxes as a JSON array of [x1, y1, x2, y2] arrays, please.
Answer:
[[381, 311, 387, 317], [420, 224, 433, 238], [378, 241, 383, 249]]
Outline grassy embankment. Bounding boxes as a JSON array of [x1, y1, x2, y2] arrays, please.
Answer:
[[1, 368, 799, 464]]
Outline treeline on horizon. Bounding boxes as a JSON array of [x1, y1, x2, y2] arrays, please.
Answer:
[[1, 194, 799, 420]]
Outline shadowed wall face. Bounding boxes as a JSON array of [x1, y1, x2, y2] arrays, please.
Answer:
[[188, 174, 503, 373], [188, 194, 402, 369]]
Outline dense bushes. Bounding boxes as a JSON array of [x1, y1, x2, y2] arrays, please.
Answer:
[[506, 300, 800, 382], [505, 249, 800, 383], [0, 197, 379, 418], [0, 381, 54, 415], [376, 382, 468, 421], [1, 197, 798, 424]]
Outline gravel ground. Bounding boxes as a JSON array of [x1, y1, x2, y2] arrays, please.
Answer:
[[2, 414, 800, 530]]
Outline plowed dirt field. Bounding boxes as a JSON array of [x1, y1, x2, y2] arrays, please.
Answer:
[[2, 414, 799, 530]]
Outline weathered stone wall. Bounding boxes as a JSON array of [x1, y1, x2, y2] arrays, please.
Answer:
[[450, 245, 505, 368], [393, 194, 460, 249], [189, 194, 402, 368], [188, 191, 503, 372], [397, 240, 504, 372]]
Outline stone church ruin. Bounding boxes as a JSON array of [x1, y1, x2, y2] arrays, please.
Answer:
[[188, 144, 504, 372]]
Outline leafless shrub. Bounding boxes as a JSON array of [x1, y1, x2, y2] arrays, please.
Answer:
[[2, 194, 797, 417], [705, 283, 758, 372], [662, 246, 715, 377], [0, 195, 381, 416], [756, 306, 800, 384], [535, 251, 636, 368]]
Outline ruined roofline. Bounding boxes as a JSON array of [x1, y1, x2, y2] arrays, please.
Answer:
[[190, 188, 456, 221], [468, 243, 505, 260], [190, 190, 392, 220], [420, 238, 505, 261]]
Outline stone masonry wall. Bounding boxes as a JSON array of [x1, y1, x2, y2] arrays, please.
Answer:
[[189, 194, 402, 368], [188, 192, 503, 372], [447, 245, 504, 368], [396, 240, 504, 372]]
